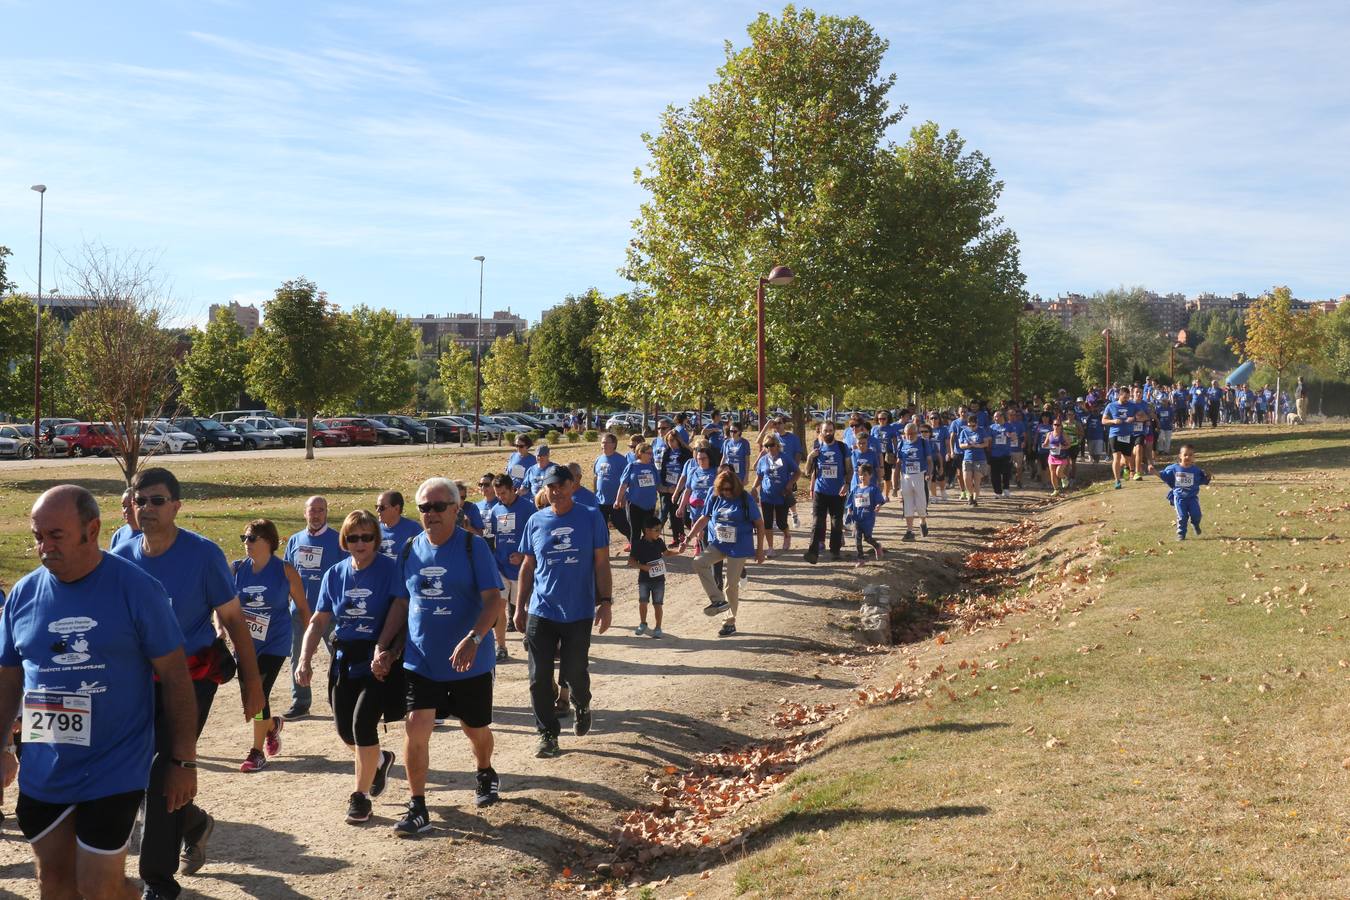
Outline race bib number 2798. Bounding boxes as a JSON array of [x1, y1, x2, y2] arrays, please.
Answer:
[[23, 691, 91, 746]]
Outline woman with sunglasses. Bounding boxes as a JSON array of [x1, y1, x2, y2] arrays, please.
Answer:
[[615, 442, 660, 550], [689, 469, 766, 637], [657, 427, 691, 546], [673, 443, 717, 551], [233, 519, 311, 773], [506, 436, 537, 491], [750, 434, 798, 555], [720, 424, 751, 483], [296, 510, 405, 825]]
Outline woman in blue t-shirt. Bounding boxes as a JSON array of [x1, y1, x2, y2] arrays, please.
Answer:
[[749, 436, 799, 554], [296, 510, 405, 825], [233, 518, 310, 773], [689, 469, 766, 637], [615, 443, 661, 550]]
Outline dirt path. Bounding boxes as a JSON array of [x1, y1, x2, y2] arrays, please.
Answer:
[[0, 484, 1044, 898]]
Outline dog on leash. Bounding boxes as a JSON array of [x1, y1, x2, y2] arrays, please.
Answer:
[[1286, 412, 1304, 425]]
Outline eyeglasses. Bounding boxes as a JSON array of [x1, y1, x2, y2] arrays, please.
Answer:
[[514, 443, 528, 449], [479, 481, 493, 488], [375, 504, 392, 511], [417, 501, 453, 513], [133, 495, 171, 508], [346, 533, 378, 544], [240, 534, 260, 543], [729, 429, 741, 434]]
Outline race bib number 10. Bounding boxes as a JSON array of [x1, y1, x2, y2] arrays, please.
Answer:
[[295, 545, 323, 570], [23, 691, 91, 746]]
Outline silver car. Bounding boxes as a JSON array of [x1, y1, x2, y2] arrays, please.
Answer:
[[139, 422, 199, 454]]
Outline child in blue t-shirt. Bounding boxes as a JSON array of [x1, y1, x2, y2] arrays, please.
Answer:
[[1157, 444, 1213, 540], [628, 517, 680, 638], [849, 463, 887, 566]]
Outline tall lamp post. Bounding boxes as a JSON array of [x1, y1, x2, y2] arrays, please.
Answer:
[[473, 255, 485, 446], [1101, 328, 1112, 389], [1011, 300, 1035, 403], [31, 184, 47, 457], [756, 265, 795, 433]]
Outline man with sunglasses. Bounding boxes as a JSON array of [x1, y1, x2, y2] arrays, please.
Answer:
[[112, 467, 264, 897], [377, 490, 422, 562], [514, 467, 612, 758], [282, 496, 348, 719], [383, 478, 505, 835]]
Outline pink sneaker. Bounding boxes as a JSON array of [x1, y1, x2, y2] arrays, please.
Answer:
[[240, 748, 266, 773], [265, 716, 283, 757]]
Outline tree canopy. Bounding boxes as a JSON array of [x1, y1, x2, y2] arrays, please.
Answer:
[[480, 335, 531, 411], [529, 290, 606, 410], [177, 307, 249, 415], [349, 305, 419, 413]]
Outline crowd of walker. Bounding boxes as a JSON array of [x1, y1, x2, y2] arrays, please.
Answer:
[[0, 379, 1237, 897]]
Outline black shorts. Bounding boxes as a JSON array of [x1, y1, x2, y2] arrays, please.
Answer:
[[1112, 437, 1135, 455], [761, 501, 789, 530], [18, 789, 144, 853], [882, 460, 894, 482], [406, 669, 494, 728]]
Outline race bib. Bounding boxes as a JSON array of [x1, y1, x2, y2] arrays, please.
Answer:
[[854, 493, 871, 508], [511, 464, 525, 480], [647, 558, 667, 578], [295, 545, 323, 570], [22, 691, 91, 746], [497, 513, 516, 534], [665, 469, 679, 485], [1175, 472, 1194, 488], [904, 461, 920, 474], [821, 464, 838, 481], [243, 609, 271, 642], [638, 472, 655, 488], [1132, 422, 1144, 434], [714, 523, 737, 544]]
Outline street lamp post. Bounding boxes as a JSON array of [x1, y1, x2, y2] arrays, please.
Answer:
[[1011, 300, 1035, 403], [756, 265, 795, 433], [1101, 329, 1112, 389], [31, 184, 46, 458], [473, 255, 485, 446]]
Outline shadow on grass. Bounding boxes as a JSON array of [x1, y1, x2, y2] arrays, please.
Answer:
[[1, 477, 370, 502], [1204, 442, 1350, 476], [813, 720, 1010, 761]]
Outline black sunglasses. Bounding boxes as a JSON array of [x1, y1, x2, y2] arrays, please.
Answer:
[[375, 504, 393, 511], [133, 495, 171, 508], [417, 501, 453, 513], [240, 534, 260, 543], [346, 533, 378, 544]]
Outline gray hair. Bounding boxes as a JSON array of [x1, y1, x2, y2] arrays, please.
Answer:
[[415, 477, 460, 505]]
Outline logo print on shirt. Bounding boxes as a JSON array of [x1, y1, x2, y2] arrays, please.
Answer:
[[549, 527, 575, 553], [344, 588, 373, 617], [418, 566, 447, 597], [48, 616, 98, 666], [241, 585, 268, 608]]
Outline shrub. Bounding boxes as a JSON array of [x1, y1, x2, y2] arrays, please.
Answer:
[[504, 431, 517, 446], [565, 431, 580, 443], [583, 429, 599, 442], [546, 430, 562, 444]]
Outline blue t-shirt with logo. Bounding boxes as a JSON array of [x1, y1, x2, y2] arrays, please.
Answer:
[[593, 452, 627, 504], [704, 494, 762, 558], [316, 554, 405, 645], [779, 431, 804, 464], [489, 495, 537, 580], [849, 483, 886, 530], [684, 463, 717, 515], [898, 439, 928, 475], [721, 438, 751, 481], [523, 462, 557, 498], [284, 526, 348, 610], [813, 441, 848, 495], [987, 423, 1013, 459], [401, 529, 503, 682], [379, 516, 423, 561], [522, 503, 610, 623], [869, 424, 897, 456], [958, 426, 990, 463], [619, 460, 660, 509], [0, 554, 184, 804], [1158, 405, 1175, 431], [108, 523, 140, 552], [1158, 464, 1211, 500], [506, 451, 537, 489], [1103, 401, 1136, 440], [232, 555, 293, 658], [113, 528, 235, 655], [850, 447, 880, 488], [755, 453, 798, 504]]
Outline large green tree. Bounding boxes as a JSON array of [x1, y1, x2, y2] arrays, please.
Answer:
[[0, 298, 71, 420], [176, 307, 249, 415], [437, 343, 476, 412], [529, 290, 606, 411], [1072, 287, 1166, 379], [349, 305, 419, 412], [1321, 300, 1350, 381], [0, 245, 13, 294], [245, 278, 361, 459], [1231, 286, 1324, 416], [480, 335, 531, 411]]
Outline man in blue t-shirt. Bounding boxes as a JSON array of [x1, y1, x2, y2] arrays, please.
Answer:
[[107, 487, 141, 551], [283, 495, 348, 717], [0, 485, 198, 899], [112, 467, 263, 896], [377, 490, 422, 561], [803, 421, 852, 564], [1102, 389, 1141, 489], [514, 467, 612, 758], [593, 433, 632, 545], [374, 477, 505, 834]]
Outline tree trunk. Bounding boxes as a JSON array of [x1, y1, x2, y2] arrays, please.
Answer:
[[305, 411, 315, 461]]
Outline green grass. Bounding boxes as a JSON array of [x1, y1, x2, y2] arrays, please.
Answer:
[[725, 425, 1350, 898]]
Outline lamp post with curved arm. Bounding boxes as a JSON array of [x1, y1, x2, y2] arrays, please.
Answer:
[[756, 266, 795, 432]]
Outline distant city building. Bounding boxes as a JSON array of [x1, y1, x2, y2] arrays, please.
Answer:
[[207, 301, 260, 336], [27, 293, 100, 325], [1027, 293, 1089, 328], [406, 309, 528, 358], [1141, 291, 1188, 333]]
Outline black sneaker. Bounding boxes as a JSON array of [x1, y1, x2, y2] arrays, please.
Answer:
[[718, 621, 737, 637], [902, 531, 916, 542], [920, 521, 929, 537], [281, 704, 309, 720], [179, 812, 214, 875], [574, 707, 592, 737], [536, 733, 561, 758], [393, 801, 432, 838], [829, 551, 842, 561], [803, 547, 818, 565], [702, 599, 729, 616], [475, 768, 500, 807], [346, 792, 372, 824], [371, 749, 395, 798]]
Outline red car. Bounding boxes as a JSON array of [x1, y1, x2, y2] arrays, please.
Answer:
[[51, 422, 119, 457], [319, 417, 377, 446], [307, 421, 354, 448]]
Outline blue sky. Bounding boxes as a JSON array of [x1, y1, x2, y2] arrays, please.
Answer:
[[2, 0, 1347, 327]]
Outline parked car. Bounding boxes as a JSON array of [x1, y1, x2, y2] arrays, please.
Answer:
[[502, 412, 548, 431], [420, 417, 466, 443], [210, 409, 277, 423], [451, 415, 505, 437], [237, 416, 307, 448], [604, 412, 646, 432], [308, 420, 354, 448], [367, 414, 428, 444], [139, 422, 199, 454], [51, 422, 119, 457], [319, 417, 378, 446], [170, 416, 245, 452], [224, 421, 284, 450], [0, 423, 68, 458], [344, 417, 411, 445], [426, 415, 500, 442]]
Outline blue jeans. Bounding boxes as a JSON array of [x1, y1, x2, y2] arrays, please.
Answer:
[[289, 604, 332, 708]]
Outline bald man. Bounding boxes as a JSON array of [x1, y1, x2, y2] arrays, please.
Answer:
[[282, 496, 348, 718], [0, 486, 198, 899]]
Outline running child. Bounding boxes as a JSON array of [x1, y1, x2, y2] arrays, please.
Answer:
[[849, 463, 886, 565], [1157, 444, 1213, 540], [628, 518, 679, 637]]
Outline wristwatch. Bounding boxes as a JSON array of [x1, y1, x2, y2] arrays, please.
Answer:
[[468, 632, 482, 646]]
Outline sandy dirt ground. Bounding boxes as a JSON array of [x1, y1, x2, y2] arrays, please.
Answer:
[[0, 484, 1034, 899]]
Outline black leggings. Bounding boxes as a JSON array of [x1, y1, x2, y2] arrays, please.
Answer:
[[601, 503, 632, 540], [256, 653, 286, 721], [626, 503, 655, 544], [332, 674, 385, 748], [660, 493, 685, 542], [855, 520, 881, 556]]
